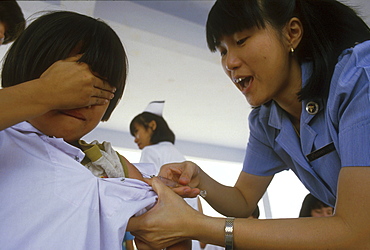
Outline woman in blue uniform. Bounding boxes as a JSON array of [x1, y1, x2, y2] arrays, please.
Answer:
[[128, 0, 370, 248]]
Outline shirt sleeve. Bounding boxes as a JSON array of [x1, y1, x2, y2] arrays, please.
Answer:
[[328, 42, 370, 167], [243, 108, 288, 176]]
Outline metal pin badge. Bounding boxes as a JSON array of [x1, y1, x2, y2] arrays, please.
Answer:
[[306, 101, 319, 115]]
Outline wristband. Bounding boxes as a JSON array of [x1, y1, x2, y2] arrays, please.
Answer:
[[225, 217, 235, 250]]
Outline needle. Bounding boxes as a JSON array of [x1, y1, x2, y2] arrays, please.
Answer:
[[140, 172, 207, 198]]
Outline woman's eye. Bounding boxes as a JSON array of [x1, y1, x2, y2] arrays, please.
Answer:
[[236, 37, 248, 46]]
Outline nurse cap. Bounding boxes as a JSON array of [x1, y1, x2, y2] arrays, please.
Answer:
[[144, 100, 165, 116]]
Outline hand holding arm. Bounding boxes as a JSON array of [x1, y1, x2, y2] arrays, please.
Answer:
[[130, 167, 370, 249], [127, 177, 225, 249]]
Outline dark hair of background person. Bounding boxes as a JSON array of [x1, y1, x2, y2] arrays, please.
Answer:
[[0, 0, 25, 44], [251, 205, 260, 219], [129, 112, 175, 145], [299, 193, 332, 217], [1, 11, 127, 121], [206, 0, 370, 101]]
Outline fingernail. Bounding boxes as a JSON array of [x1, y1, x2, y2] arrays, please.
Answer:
[[112, 87, 117, 93], [110, 93, 114, 99]]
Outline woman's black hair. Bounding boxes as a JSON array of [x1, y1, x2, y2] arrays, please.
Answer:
[[206, 0, 370, 101], [129, 112, 175, 145], [0, 0, 25, 44], [1, 11, 128, 121], [299, 193, 332, 217]]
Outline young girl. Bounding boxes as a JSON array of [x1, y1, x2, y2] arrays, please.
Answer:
[[0, 11, 189, 250]]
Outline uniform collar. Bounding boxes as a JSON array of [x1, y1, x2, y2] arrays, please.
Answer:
[[268, 61, 323, 129], [11, 121, 85, 162], [12, 121, 44, 134]]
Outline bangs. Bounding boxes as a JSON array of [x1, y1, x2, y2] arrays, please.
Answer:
[[79, 21, 126, 90], [78, 21, 127, 120], [206, 0, 265, 51]]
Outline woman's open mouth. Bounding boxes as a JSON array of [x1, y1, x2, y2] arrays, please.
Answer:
[[234, 76, 253, 92]]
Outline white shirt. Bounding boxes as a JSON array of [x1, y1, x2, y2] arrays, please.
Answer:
[[0, 122, 157, 250], [139, 141, 202, 250], [140, 141, 186, 173]]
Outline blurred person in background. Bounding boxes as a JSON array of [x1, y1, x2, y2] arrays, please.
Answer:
[[299, 193, 334, 218], [0, 0, 25, 45]]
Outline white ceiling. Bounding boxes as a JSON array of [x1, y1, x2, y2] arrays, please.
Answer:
[[2, 0, 370, 162]]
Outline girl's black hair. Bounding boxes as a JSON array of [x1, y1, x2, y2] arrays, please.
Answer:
[[0, 0, 25, 44], [129, 112, 175, 145], [206, 0, 370, 101], [1, 11, 128, 121]]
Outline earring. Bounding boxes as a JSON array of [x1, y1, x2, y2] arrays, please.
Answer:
[[290, 46, 295, 54]]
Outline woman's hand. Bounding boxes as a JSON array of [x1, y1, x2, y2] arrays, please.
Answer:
[[128, 177, 203, 249], [157, 161, 202, 198]]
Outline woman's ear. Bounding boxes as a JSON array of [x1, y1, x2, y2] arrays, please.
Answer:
[[284, 17, 303, 51], [149, 120, 157, 131]]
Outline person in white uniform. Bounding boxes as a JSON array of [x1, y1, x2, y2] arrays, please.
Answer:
[[0, 11, 188, 250], [130, 100, 208, 250]]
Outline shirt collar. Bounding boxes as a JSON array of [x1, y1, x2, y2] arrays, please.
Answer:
[[11, 121, 85, 162], [12, 121, 44, 134], [268, 61, 314, 129]]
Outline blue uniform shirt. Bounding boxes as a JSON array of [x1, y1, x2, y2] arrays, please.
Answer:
[[243, 40, 370, 207]]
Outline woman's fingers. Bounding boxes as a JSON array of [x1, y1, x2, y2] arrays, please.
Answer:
[[172, 186, 200, 198], [159, 161, 200, 188], [177, 163, 196, 185], [144, 175, 200, 198]]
